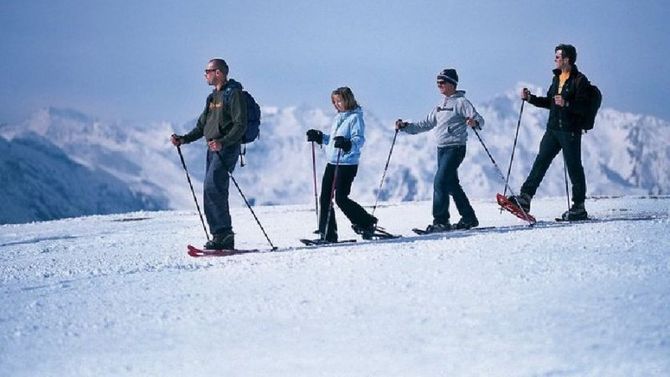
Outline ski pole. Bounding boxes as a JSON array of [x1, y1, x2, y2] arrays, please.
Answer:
[[311, 141, 319, 228], [322, 149, 342, 241], [371, 129, 399, 217], [215, 150, 277, 250], [472, 128, 534, 223], [562, 152, 571, 211], [503, 98, 525, 197], [174, 142, 210, 241]]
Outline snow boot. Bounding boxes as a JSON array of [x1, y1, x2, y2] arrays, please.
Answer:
[[204, 232, 234, 250], [561, 202, 588, 221], [423, 222, 451, 234], [507, 192, 531, 213], [453, 216, 479, 230], [352, 217, 378, 240]]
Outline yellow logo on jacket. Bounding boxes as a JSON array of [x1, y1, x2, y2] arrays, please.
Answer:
[[209, 101, 223, 110]]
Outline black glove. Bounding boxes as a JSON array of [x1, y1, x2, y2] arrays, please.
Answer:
[[171, 134, 184, 146], [306, 129, 323, 144], [395, 119, 408, 130], [333, 136, 352, 152]]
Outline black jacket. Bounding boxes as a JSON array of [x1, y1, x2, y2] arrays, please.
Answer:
[[528, 65, 590, 132], [182, 79, 248, 147]]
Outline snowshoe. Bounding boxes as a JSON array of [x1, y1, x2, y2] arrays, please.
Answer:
[[507, 193, 531, 213], [412, 222, 450, 235], [300, 238, 356, 246], [187, 244, 257, 257], [496, 193, 536, 224]]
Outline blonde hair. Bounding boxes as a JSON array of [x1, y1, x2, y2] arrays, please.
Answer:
[[331, 87, 359, 111]]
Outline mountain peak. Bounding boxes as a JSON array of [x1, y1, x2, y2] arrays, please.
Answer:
[[43, 107, 96, 123]]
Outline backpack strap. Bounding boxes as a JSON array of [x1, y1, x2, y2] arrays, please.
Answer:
[[219, 86, 247, 167], [239, 144, 247, 167], [571, 73, 596, 133], [220, 86, 235, 106]]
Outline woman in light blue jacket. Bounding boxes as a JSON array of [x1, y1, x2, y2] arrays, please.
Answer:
[[306, 87, 377, 243]]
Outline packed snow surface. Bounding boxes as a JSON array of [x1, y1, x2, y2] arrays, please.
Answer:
[[1, 196, 669, 376]]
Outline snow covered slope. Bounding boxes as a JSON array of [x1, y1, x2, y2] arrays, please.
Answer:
[[1, 196, 669, 376]]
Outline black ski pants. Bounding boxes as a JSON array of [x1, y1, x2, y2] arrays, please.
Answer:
[[319, 163, 376, 241], [521, 129, 586, 204]]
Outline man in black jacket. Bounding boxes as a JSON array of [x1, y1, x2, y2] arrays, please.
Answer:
[[171, 58, 248, 249], [509, 44, 590, 221]]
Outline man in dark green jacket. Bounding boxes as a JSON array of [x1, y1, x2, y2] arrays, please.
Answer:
[[171, 58, 247, 249], [509, 44, 590, 221]]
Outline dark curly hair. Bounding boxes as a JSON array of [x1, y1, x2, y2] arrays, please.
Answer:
[[555, 44, 577, 65]]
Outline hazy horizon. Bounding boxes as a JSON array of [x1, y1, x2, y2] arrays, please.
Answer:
[[1, 0, 668, 125]]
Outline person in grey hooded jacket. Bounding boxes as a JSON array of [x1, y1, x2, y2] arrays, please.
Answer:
[[396, 68, 484, 233]]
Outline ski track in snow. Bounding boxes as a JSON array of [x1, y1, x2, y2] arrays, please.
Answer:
[[1, 196, 669, 376]]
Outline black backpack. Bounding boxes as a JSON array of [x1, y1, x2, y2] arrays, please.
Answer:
[[222, 88, 261, 143], [221, 87, 262, 166], [575, 76, 602, 131]]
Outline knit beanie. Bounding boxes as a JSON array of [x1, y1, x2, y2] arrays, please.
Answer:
[[437, 68, 458, 86]]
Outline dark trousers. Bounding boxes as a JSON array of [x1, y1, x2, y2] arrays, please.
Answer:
[[433, 145, 476, 225], [204, 145, 240, 236], [521, 129, 586, 204], [319, 163, 376, 241]]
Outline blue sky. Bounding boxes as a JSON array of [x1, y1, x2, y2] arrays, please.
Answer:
[[1, 0, 668, 125]]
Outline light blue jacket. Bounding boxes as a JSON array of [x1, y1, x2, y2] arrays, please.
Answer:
[[401, 90, 485, 147], [322, 107, 366, 165]]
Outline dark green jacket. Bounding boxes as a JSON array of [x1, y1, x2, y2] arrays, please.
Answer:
[[182, 79, 248, 147], [528, 65, 590, 132]]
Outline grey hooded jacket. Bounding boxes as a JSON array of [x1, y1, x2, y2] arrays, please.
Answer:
[[401, 90, 484, 147]]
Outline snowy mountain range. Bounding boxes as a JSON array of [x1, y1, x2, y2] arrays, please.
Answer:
[[1, 83, 669, 224]]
